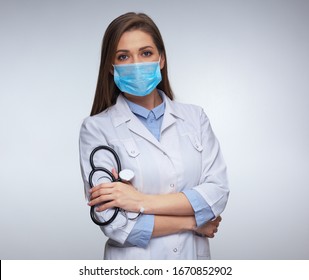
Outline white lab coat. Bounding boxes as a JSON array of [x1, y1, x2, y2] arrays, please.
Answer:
[[79, 93, 229, 260]]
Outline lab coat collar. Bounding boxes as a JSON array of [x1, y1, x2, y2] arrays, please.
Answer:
[[109, 92, 183, 150], [111, 92, 184, 126], [110, 94, 159, 147], [110, 95, 132, 127], [160, 92, 184, 133]]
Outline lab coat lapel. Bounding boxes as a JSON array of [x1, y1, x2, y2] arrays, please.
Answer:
[[161, 110, 176, 135], [111, 95, 163, 150], [127, 116, 160, 147], [161, 95, 182, 135]]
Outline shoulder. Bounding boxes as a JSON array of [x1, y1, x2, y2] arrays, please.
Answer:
[[80, 107, 114, 138], [173, 100, 203, 113], [165, 97, 211, 136], [81, 106, 114, 127], [167, 97, 208, 121]]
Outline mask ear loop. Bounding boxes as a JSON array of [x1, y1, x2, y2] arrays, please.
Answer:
[[158, 55, 164, 70]]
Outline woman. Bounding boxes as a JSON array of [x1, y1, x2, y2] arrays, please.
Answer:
[[79, 12, 229, 259]]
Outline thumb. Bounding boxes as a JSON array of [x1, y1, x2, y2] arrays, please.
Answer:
[[111, 168, 119, 180]]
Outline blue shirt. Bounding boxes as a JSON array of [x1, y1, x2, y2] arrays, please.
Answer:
[[125, 96, 165, 141], [124, 94, 214, 248]]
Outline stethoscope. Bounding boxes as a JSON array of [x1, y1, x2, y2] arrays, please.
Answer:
[[88, 145, 136, 226]]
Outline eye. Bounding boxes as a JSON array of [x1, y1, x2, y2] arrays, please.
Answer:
[[117, 54, 129, 61], [142, 51, 153, 57]]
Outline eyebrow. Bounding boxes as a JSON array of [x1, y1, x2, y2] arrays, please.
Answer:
[[116, 46, 154, 53]]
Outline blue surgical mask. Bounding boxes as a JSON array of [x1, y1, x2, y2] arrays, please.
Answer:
[[113, 59, 162, 96]]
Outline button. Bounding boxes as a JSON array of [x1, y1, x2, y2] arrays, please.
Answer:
[[131, 150, 136, 154], [170, 184, 175, 188], [173, 248, 178, 253]]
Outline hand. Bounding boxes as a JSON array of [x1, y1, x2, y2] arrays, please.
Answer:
[[194, 216, 222, 238], [88, 169, 144, 212]]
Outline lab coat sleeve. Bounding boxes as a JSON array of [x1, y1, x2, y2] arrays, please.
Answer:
[[125, 214, 154, 248], [79, 117, 137, 244], [191, 109, 230, 220], [182, 189, 215, 227]]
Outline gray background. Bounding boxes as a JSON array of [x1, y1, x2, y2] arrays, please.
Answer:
[[0, 0, 308, 259]]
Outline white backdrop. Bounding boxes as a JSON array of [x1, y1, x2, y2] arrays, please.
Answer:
[[0, 0, 308, 259]]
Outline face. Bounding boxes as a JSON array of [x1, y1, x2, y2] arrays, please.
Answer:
[[114, 29, 165, 68]]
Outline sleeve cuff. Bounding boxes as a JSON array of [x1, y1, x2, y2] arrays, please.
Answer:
[[182, 189, 215, 227], [125, 214, 154, 248]]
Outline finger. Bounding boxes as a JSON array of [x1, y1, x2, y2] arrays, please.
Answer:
[[95, 201, 116, 212], [212, 221, 220, 227], [88, 194, 114, 206], [89, 191, 113, 201], [112, 168, 119, 180], [90, 188, 113, 200], [212, 216, 222, 226], [213, 216, 222, 223], [89, 182, 116, 193]]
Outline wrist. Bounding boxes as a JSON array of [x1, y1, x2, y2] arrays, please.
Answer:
[[139, 194, 152, 214], [185, 216, 197, 232], [136, 193, 150, 214]]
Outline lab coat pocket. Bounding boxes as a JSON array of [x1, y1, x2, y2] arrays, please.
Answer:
[[188, 134, 203, 152], [194, 235, 211, 260], [122, 139, 140, 158], [180, 133, 203, 186]]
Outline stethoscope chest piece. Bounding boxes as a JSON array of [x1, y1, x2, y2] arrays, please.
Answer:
[[119, 169, 135, 181]]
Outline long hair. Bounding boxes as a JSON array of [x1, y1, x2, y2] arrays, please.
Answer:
[[90, 12, 174, 116]]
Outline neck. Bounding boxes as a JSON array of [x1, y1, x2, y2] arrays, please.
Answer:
[[124, 89, 162, 110]]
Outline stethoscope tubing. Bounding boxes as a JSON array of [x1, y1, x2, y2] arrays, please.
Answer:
[[88, 145, 122, 226]]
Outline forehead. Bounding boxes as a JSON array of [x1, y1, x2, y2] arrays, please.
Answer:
[[116, 29, 156, 50]]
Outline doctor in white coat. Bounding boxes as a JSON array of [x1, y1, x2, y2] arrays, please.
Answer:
[[79, 12, 229, 260]]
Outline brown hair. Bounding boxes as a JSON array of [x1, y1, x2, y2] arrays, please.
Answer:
[[90, 12, 174, 116]]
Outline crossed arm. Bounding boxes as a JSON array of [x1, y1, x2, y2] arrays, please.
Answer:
[[88, 173, 222, 238]]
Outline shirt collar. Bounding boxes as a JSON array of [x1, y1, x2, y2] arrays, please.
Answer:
[[109, 90, 184, 128], [124, 91, 166, 120]]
